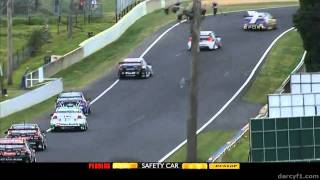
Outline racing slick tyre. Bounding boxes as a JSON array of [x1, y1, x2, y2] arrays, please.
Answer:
[[81, 123, 88, 131], [38, 143, 46, 151]]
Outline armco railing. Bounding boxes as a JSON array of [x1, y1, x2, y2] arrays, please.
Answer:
[[24, 0, 185, 88], [206, 49, 307, 162], [0, 79, 63, 118]]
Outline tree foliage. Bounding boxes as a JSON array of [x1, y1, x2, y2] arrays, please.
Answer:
[[294, 0, 320, 71]]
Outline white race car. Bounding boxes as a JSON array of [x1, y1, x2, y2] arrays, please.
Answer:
[[187, 31, 222, 51], [50, 106, 88, 132]]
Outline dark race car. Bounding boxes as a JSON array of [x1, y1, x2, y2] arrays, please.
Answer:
[[118, 58, 153, 79], [56, 92, 92, 115], [5, 124, 47, 151], [0, 138, 36, 163]]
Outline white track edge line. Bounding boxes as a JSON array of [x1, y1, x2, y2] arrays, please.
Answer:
[[158, 27, 295, 162]]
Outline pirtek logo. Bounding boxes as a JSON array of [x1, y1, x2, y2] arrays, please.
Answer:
[[88, 162, 111, 170]]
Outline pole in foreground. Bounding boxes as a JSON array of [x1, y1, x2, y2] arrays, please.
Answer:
[[187, 0, 201, 162]]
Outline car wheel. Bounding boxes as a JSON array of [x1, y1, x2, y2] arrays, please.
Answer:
[[41, 142, 46, 150], [25, 158, 31, 163]]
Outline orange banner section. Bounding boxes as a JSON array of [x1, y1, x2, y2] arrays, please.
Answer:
[[182, 163, 208, 169]]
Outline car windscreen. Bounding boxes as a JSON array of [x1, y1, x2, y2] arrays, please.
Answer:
[[56, 109, 82, 113], [119, 62, 141, 66], [200, 36, 211, 41], [57, 101, 84, 107], [58, 95, 82, 99]]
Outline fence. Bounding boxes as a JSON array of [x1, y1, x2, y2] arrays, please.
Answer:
[[116, 0, 145, 21], [0, 78, 63, 118], [80, 0, 184, 57], [12, 46, 33, 70], [24, 0, 185, 88]]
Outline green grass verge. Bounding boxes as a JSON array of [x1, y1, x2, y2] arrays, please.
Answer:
[[166, 131, 235, 162], [221, 132, 249, 162], [243, 30, 304, 104], [0, 97, 55, 136]]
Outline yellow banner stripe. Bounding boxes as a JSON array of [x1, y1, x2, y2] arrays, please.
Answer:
[[112, 163, 138, 169], [182, 163, 208, 169]]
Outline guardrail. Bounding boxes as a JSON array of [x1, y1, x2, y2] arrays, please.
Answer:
[[207, 123, 250, 162], [0, 79, 63, 118], [206, 46, 307, 162]]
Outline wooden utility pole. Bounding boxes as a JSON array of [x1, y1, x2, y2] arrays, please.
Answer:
[[7, 0, 13, 85], [68, 0, 74, 39], [187, 0, 201, 162]]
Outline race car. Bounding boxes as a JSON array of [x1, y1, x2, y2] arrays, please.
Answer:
[[5, 124, 47, 151], [187, 31, 222, 51], [243, 11, 277, 30], [0, 138, 36, 163], [56, 92, 91, 115], [118, 58, 153, 79], [50, 106, 88, 132]]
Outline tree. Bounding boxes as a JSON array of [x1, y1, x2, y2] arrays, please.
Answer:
[[294, 0, 320, 71], [68, 0, 75, 39], [187, 0, 201, 162], [7, 0, 13, 85]]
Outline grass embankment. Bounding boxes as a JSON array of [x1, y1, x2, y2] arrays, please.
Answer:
[[0, 0, 115, 100], [221, 132, 250, 162], [221, 30, 304, 162], [166, 131, 235, 162], [243, 30, 304, 104]]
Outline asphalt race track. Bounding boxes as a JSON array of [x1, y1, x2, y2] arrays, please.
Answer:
[[36, 6, 298, 162]]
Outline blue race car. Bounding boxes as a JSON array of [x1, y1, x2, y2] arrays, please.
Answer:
[[243, 11, 277, 31]]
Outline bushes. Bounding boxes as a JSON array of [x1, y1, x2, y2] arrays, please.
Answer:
[[294, 0, 320, 72], [27, 28, 51, 56]]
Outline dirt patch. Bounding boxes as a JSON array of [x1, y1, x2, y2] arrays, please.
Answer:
[[202, 0, 298, 6]]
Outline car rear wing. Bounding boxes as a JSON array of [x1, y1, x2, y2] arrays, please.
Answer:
[[8, 128, 38, 131]]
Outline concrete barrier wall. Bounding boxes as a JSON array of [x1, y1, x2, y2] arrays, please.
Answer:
[[0, 79, 63, 118], [44, 47, 84, 77], [80, 1, 148, 57], [80, 0, 185, 58], [146, 0, 162, 13]]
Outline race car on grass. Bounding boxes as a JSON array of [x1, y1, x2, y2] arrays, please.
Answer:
[[118, 58, 153, 79], [243, 11, 277, 30], [5, 124, 47, 151], [0, 138, 36, 163], [187, 31, 222, 51], [50, 106, 88, 132], [56, 92, 91, 115]]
